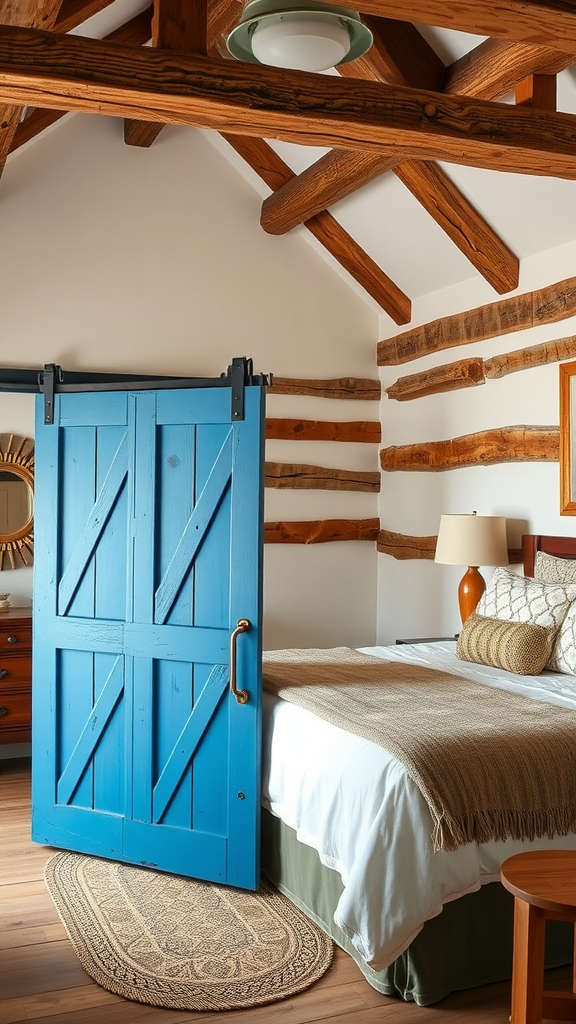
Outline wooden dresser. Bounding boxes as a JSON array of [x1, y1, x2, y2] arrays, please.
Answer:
[[0, 608, 32, 745]]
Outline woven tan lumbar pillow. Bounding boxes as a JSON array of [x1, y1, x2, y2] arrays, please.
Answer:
[[457, 612, 557, 675]]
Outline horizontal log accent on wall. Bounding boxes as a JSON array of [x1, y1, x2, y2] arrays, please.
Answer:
[[265, 462, 380, 491], [386, 357, 485, 401], [266, 419, 381, 442], [380, 426, 559, 471], [484, 335, 576, 378], [377, 530, 437, 558], [386, 336, 576, 401], [377, 529, 522, 564], [269, 376, 381, 400], [377, 276, 576, 365], [265, 518, 380, 543]]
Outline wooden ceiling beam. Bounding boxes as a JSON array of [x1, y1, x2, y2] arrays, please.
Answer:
[[443, 38, 574, 101], [515, 72, 557, 110], [0, 1, 64, 180], [260, 150, 400, 232], [338, 15, 444, 90], [263, 19, 519, 293], [10, 7, 153, 154], [125, 0, 239, 149], [224, 134, 411, 322], [54, 0, 115, 33], [3, 29, 576, 177], [330, 0, 576, 56]]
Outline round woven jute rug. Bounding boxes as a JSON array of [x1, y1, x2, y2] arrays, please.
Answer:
[[44, 851, 334, 1011]]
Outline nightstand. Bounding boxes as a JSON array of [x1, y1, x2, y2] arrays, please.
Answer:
[[395, 636, 457, 644]]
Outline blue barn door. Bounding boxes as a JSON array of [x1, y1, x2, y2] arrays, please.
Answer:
[[31, 378, 265, 889]]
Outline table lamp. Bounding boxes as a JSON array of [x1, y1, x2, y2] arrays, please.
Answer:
[[434, 512, 508, 624]]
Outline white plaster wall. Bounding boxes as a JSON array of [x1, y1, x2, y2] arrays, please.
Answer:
[[0, 112, 379, 649], [377, 240, 576, 644]]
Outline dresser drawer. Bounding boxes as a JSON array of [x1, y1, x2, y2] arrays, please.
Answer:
[[0, 623, 31, 654], [0, 657, 31, 687], [0, 687, 31, 741]]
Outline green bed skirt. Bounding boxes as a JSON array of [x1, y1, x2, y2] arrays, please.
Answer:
[[261, 809, 573, 1006]]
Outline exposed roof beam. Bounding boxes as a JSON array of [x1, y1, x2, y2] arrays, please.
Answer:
[[10, 7, 153, 154], [263, 19, 519, 293], [2, 29, 576, 177], [338, 15, 444, 89], [515, 72, 557, 109], [0, 1, 64, 180], [331, 0, 576, 55], [55, 0, 115, 33], [125, 0, 239, 149], [442, 38, 574, 100], [392, 161, 518, 294], [260, 150, 400, 231], [224, 134, 411, 323], [272, 38, 576, 238]]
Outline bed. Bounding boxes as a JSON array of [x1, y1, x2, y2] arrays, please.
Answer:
[[259, 533, 576, 1006]]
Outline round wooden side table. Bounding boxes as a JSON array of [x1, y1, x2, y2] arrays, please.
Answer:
[[501, 849, 576, 1024]]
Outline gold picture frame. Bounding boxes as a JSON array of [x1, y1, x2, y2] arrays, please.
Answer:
[[559, 361, 576, 515], [0, 434, 34, 569]]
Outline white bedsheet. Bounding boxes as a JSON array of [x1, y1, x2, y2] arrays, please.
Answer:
[[261, 642, 576, 972]]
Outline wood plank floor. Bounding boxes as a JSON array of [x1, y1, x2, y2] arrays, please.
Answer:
[[1, 757, 570, 1024]]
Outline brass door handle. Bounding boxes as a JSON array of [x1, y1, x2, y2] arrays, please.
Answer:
[[230, 618, 250, 704]]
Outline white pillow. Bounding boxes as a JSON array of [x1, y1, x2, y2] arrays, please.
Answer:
[[548, 602, 576, 674], [534, 551, 576, 585], [478, 566, 576, 628]]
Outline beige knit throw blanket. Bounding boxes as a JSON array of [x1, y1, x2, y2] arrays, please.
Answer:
[[262, 647, 576, 852]]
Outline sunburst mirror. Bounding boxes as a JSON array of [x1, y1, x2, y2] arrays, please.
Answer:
[[0, 434, 34, 570]]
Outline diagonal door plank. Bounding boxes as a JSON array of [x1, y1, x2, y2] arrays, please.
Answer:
[[264, 17, 519, 293], [0, 0, 64, 179], [152, 665, 228, 823], [56, 657, 124, 806], [11, 7, 153, 154], [225, 133, 411, 321], [154, 431, 233, 624]]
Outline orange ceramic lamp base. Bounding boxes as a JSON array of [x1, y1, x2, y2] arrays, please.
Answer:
[[458, 566, 486, 624]]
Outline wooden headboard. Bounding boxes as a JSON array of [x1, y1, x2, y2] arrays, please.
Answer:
[[522, 534, 576, 577]]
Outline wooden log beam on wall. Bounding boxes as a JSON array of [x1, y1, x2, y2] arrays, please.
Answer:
[[377, 530, 437, 558], [385, 337, 576, 401], [377, 529, 522, 564], [378, 276, 576, 365], [442, 39, 575, 102], [265, 462, 380, 491], [264, 519, 380, 543], [484, 336, 576, 378], [266, 418, 381, 443], [4, 30, 576, 179], [380, 426, 559, 471], [386, 357, 485, 401], [269, 376, 381, 400]]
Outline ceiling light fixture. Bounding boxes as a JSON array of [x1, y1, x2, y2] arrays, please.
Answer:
[[226, 0, 373, 73]]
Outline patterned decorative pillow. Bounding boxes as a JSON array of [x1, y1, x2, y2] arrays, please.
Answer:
[[534, 551, 576, 585], [457, 612, 557, 675], [548, 602, 576, 674], [478, 566, 576, 629]]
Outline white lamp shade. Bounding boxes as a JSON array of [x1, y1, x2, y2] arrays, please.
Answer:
[[434, 514, 508, 567], [251, 14, 350, 70]]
